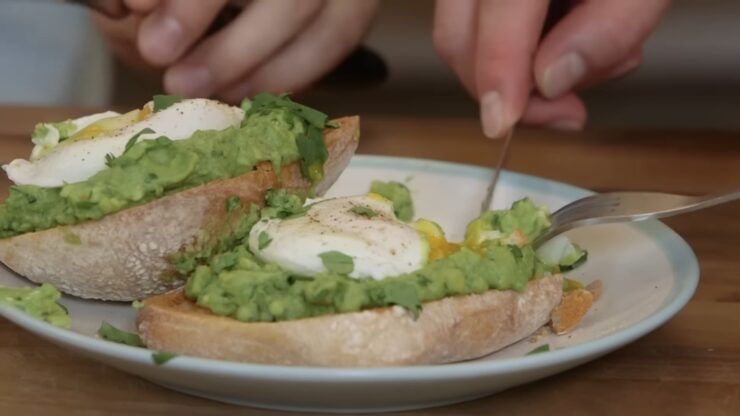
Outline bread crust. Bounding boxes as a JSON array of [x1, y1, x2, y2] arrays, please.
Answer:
[[136, 274, 563, 367], [0, 117, 359, 301]]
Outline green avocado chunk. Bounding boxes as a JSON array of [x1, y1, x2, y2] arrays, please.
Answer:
[[369, 180, 414, 221], [0, 283, 71, 328]]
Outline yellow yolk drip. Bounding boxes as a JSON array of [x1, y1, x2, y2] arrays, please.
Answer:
[[69, 106, 153, 142], [414, 219, 460, 261], [137, 103, 152, 120], [426, 234, 460, 261]]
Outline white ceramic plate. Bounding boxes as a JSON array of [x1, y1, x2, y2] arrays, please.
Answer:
[[0, 155, 699, 413]]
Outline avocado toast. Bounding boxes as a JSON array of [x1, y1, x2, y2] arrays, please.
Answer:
[[0, 94, 359, 300]]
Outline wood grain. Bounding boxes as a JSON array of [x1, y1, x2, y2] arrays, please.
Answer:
[[1, 107, 738, 415]]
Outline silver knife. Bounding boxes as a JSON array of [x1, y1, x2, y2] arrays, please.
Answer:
[[480, 128, 514, 214]]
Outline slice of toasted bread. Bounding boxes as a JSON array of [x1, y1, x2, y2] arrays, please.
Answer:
[[136, 274, 563, 367], [0, 117, 359, 301]]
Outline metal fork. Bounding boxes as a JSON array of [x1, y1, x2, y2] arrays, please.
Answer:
[[532, 188, 740, 247]]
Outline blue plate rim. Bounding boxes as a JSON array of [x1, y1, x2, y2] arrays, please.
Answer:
[[0, 154, 700, 381]]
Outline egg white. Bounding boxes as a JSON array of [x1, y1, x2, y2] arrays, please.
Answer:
[[3, 99, 244, 187], [249, 195, 428, 280]]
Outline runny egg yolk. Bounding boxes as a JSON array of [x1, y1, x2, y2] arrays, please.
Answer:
[[413, 219, 459, 261], [137, 102, 152, 120], [363, 194, 459, 262], [71, 103, 153, 142]]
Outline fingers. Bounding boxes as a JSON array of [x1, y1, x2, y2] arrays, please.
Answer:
[[432, 0, 479, 96], [90, 13, 155, 72], [124, 0, 160, 14], [520, 93, 587, 130], [475, 0, 550, 138], [535, 0, 670, 98], [217, 0, 380, 102], [164, 0, 325, 97], [137, 0, 228, 67], [578, 47, 643, 89]]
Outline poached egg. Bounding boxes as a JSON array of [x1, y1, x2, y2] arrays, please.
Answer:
[[3, 99, 243, 187], [249, 195, 434, 280]]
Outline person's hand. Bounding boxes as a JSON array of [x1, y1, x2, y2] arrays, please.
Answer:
[[433, 0, 671, 138], [93, 0, 380, 101]]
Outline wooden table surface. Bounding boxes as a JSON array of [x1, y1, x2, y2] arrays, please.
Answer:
[[0, 106, 738, 415]]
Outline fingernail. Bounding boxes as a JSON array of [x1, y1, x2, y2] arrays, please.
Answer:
[[165, 66, 212, 97], [139, 13, 184, 65], [480, 90, 507, 139], [540, 52, 587, 98], [548, 120, 584, 131]]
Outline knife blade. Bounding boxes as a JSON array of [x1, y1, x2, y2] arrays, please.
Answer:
[[480, 128, 514, 214]]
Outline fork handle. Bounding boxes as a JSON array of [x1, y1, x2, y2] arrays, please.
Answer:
[[534, 188, 740, 248], [700, 188, 740, 210]]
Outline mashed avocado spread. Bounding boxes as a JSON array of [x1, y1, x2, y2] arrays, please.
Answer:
[[370, 180, 414, 221], [0, 283, 71, 328], [184, 194, 567, 323], [0, 94, 331, 238]]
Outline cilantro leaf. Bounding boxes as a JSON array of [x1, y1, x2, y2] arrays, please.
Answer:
[[123, 127, 156, 155], [383, 281, 421, 319], [225, 196, 240, 213], [350, 205, 377, 218], [239, 98, 252, 113], [245, 93, 328, 128], [104, 153, 116, 167], [152, 94, 182, 112], [152, 351, 177, 365], [526, 344, 550, 355], [98, 321, 144, 347], [319, 251, 354, 274], [258, 231, 272, 250]]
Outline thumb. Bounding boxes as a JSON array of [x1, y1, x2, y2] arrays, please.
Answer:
[[534, 0, 670, 99]]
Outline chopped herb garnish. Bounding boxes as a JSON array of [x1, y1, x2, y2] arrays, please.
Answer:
[[526, 344, 550, 355], [152, 351, 178, 365], [225, 196, 240, 213], [350, 205, 377, 218], [104, 153, 116, 166], [132, 300, 145, 310], [258, 231, 272, 250], [383, 281, 422, 319], [319, 251, 354, 274], [98, 321, 144, 347], [152, 94, 182, 112], [123, 127, 156, 155]]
